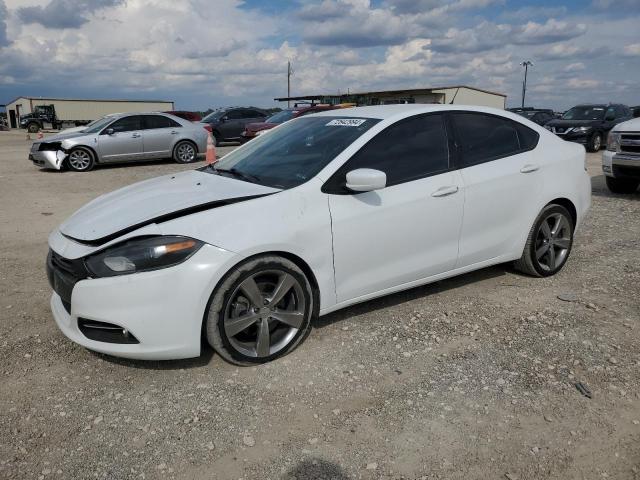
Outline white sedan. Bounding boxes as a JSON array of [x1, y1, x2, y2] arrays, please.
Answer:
[[47, 105, 591, 365]]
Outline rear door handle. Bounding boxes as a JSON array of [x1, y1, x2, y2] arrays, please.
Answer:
[[131, 133, 141, 138], [170, 130, 179, 135], [431, 185, 459, 197], [520, 164, 539, 173]]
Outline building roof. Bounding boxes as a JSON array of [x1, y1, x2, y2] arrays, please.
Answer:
[[274, 85, 506, 102], [5, 96, 174, 105]]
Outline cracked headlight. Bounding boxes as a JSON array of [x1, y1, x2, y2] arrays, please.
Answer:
[[85, 236, 203, 277]]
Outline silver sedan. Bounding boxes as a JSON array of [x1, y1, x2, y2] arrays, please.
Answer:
[[29, 112, 209, 172]]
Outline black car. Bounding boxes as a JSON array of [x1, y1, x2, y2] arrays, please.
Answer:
[[631, 106, 640, 118], [509, 108, 556, 126], [544, 104, 633, 152], [200, 107, 268, 146]]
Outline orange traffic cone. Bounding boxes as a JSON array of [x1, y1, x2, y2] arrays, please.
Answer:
[[205, 132, 216, 164]]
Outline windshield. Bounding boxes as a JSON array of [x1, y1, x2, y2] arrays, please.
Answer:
[[83, 116, 118, 134], [204, 116, 380, 189], [562, 106, 605, 121], [266, 110, 296, 124], [202, 110, 225, 122]]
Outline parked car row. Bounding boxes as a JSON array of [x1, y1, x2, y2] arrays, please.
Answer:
[[240, 103, 356, 142], [602, 115, 640, 194]]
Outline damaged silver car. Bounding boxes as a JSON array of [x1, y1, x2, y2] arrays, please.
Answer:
[[29, 112, 208, 172]]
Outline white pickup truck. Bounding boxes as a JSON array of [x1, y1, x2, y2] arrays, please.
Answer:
[[602, 117, 640, 193]]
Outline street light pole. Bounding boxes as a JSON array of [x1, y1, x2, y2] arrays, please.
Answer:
[[520, 60, 533, 108]]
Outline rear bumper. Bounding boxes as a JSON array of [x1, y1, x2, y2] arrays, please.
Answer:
[[602, 150, 640, 178]]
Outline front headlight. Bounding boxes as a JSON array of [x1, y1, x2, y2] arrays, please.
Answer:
[[85, 236, 204, 277], [574, 126, 592, 133], [607, 131, 621, 152]]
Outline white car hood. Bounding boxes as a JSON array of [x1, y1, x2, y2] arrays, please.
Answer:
[[59, 169, 280, 244], [614, 117, 640, 132]]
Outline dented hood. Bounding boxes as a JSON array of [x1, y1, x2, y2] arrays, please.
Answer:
[[59, 169, 280, 244]]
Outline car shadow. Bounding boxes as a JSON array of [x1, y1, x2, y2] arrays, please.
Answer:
[[282, 458, 349, 480], [313, 264, 507, 329], [591, 174, 640, 200], [87, 339, 214, 370]]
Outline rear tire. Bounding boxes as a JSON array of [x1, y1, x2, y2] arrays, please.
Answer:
[[605, 176, 639, 194], [514, 204, 574, 277], [27, 123, 40, 133], [205, 255, 315, 366], [66, 147, 95, 172], [173, 141, 197, 163], [586, 132, 602, 152]]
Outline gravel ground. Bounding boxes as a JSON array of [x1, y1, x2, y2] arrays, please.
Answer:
[[0, 129, 639, 480]]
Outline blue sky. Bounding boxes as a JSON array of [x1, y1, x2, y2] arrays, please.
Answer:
[[0, 0, 638, 111]]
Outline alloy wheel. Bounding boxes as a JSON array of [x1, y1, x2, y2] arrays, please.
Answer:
[[534, 212, 571, 272], [223, 270, 306, 358], [177, 143, 195, 162], [592, 134, 601, 151], [69, 150, 91, 170]]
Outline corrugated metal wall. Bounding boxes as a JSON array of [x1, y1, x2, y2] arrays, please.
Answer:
[[5, 98, 174, 125]]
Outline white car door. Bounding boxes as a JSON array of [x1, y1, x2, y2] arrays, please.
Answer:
[[325, 113, 464, 303], [451, 112, 543, 267]]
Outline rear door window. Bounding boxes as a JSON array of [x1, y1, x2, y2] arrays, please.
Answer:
[[451, 112, 538, 167], [143, 115, 180, 129]]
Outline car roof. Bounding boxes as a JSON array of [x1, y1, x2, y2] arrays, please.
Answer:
[[308, 104, 526, 122]]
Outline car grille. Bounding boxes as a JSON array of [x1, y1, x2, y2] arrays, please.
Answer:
[[620, 133, 640, 156], [46, 250, 89, 313]]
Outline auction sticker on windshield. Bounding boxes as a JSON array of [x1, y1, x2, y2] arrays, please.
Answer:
[[326, 119, 367, 127]]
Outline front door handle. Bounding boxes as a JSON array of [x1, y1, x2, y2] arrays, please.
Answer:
[[170, 130, 179, 135], [131, 133, 141, 138], [431, 185, 459, 197], [520, 164, 539, 173]]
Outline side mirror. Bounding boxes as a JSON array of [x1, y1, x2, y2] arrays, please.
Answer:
[[221, 116, 229, 123], [345, 168, 386, 192], [105, 128, 115, 135]]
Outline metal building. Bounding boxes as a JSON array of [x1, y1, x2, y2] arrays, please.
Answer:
[[275, 85, 506, 109], [4, 96, 175, 129]]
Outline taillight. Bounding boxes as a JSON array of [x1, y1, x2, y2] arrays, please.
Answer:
[[203, 124, 212, 133]]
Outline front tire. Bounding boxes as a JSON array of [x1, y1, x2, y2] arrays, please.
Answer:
[[173, 141, 197, 163], [206, 255, 315, 366], [586, 132, 602, 152], [27, 123, 40, 133], [605, 176, 639, 194], [66, 147, 95, 172], [514, 204, 574, 277]]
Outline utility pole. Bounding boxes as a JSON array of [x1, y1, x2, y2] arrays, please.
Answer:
[[287, 60, 294, 108], [520, 60, 533, 108]]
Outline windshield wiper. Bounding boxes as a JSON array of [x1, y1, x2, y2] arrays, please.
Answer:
[[213, 167, 262, 184]]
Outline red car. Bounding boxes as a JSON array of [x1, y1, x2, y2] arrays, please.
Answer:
[[164, 111, 202, 122], [241, 104, 353, 141]]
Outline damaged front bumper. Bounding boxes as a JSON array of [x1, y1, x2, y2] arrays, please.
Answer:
[[29, 143, 68, 170]]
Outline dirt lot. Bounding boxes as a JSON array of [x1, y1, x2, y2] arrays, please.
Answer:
[[0, 129, 639, 480]]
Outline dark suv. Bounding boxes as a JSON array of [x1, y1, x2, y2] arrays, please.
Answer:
[[545, 104, 632, 152], [200, 107, 268, 146]]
